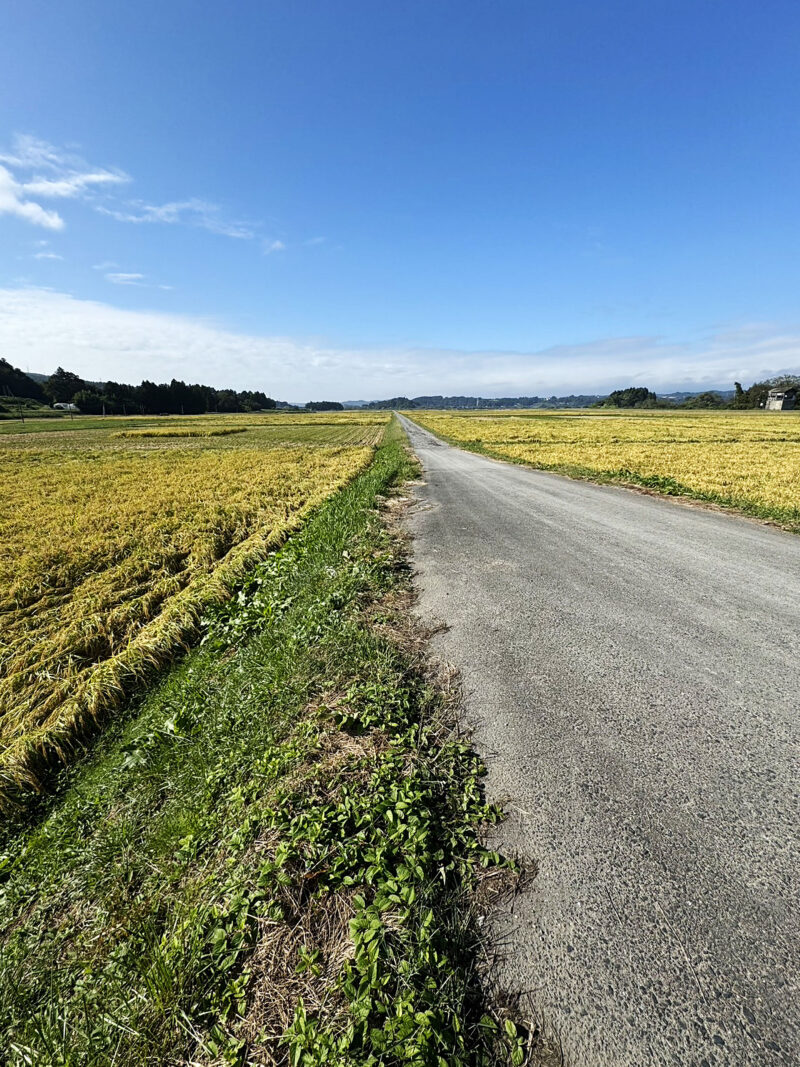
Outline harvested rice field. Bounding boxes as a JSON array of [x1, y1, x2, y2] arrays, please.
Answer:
[[409, 409, 800, 528], [0, 412, 388, 807]]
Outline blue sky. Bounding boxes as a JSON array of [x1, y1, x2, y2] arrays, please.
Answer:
[[1, 0, 799, 400]]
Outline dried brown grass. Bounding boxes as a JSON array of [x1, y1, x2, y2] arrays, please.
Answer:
[[236, 887, 356, 1065]]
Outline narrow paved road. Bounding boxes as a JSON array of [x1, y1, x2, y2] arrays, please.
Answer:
[[398, 415, 799, 1067]]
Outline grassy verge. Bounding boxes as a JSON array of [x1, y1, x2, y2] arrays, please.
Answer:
[[406, 419, 800, 532], [0, 421, 522, 1066]]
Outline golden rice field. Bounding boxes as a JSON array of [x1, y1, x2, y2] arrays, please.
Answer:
[[410, 409, 800, 525], [0, 413, 388, 807]]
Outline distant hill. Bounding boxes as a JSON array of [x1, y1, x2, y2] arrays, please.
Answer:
[[362, 394, 604, 410], [0, 359, 46, 402]]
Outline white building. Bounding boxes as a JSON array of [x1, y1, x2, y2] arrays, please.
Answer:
[[764, 388, 796, 411]]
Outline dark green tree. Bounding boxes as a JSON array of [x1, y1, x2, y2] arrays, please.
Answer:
[[601, 387, 658, 408], [681, 391, 727, 409], [72, 389, 106, 414], [42, 367, 86, 404]]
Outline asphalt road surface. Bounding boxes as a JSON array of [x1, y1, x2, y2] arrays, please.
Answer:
[[398, 415, 799, 1067]]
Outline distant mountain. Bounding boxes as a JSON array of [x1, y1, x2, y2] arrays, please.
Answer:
[[660, 389, 735, 401]]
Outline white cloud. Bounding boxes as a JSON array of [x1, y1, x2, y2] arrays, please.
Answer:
[[304, 236, 326, 246], [1, 134, 254, 242], [105, 272, 145, 286], [0, 165, 64, 229], [32, 250, 63, 260], [263, 239, 286, 254], [0, 287, 797, 400], [0, 134, 129, 230], [0, 134, 75, 171], [23, 172, 126, 199], [102, 270, 172, 289], [98, 198, 255, 239]]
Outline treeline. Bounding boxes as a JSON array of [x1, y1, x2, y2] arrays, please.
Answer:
[[593, 377, 799, 409], [3, 363, 276, 415], [363, 394, 603, 410], [362, 377, 798, 411], [4, 356, 798, 416]]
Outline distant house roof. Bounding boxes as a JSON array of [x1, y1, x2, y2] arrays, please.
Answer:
[[767, 387, 796, 397]]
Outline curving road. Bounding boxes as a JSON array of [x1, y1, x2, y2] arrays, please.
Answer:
[[398, 414, 799, 1067]]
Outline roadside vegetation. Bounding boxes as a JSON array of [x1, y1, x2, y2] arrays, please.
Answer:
[[0, 415, 386, 810], [0, 421, 524, 1066], [409, 409, 800, 531]]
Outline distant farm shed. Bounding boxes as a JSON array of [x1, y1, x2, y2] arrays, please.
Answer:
[[765, 388, 796, 411]]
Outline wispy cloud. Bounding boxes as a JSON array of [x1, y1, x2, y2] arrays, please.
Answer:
[[1, 134, 257, 242], [0, 134, 77, 171], [0, 287, 796, 400], [98, 198, 255, 239], [101, 269, 172, 290], [0, 166, 65, 229], [303, 236, 326, 246], [33, 250, 63, 260], [263, 238, 286, 254], [23, 172, 125, 199], [0, 134, 129, 230], [105, 272, 146, 286]]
